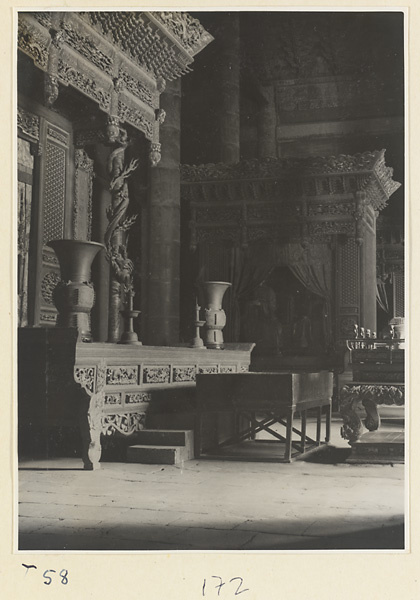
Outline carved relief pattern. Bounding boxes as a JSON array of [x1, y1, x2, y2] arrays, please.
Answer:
[[153, 12, 214, 55], [196, 207, 242, 223], [18, 17, 49, 68], [73, 149, 94, 241], [58, 59, 111, 111], [173, 366, 197, 382], [74, 366, 96, 394], [340, 383, 404, 443], [118, 101, 154, 140], [40, 312, 57, 323], [17, 108, 40, 140], [240, 364, 250, 372], [308, 202, 354, 216], [47, 126, 68, 145], [125, 392, 152, 404], [104, 393, 122, 405], [42, 252, 59, 265], [102, 412, 146, 436], [143, 366, 170, 384], [119, 68, 154, 107], [41, 271, 61, 305], [61, 20, 114, 75], [340, 239, 358, 305], [394, 272, 405, 318], [106, 366, 138, 386], [42, 141, 66, 244], [198, 365, 218, 374], [220, 366, 237, 373]]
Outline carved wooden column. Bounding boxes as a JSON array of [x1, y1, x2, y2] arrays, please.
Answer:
[[218, 13, 240, 163], [145, 79, 181, 345], [257, 84, 277, 158]]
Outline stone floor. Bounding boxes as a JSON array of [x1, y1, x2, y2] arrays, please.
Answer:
[[18, 417, 405, 551]]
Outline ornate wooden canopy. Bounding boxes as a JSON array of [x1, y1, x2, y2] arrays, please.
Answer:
[[181, 150, 401, 249], [18, 11, 213, 165]]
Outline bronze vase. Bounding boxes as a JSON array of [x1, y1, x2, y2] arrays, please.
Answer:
[[201, 281, 232, 349], [47, 240, 104, 342]]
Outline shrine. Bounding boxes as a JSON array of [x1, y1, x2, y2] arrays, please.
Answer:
[[16, 10, 406, 551]]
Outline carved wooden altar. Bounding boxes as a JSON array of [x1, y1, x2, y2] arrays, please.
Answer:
[[340, 342, 404, 463], [18, 327, 254, 469], [181, 151, 401, 349]]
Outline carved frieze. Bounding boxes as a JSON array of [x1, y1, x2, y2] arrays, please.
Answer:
[[240, 364, 250, 372], [61, 19, 114, 76], [17, 108, 40, 141], [40, 311, 57, 323], [198, 365, 218, 374], [143, 366, 170, 384], [173, 366, 197, 382], [118, 100, 154, 140], [125, 392, 152, 404], [18, 17, 50, 69], [58, 59, 111, 111], [106, 366, 138, 386], [102, 412, 146, 436], [220, 366, 237, 374], [119, 68, 154, 107]]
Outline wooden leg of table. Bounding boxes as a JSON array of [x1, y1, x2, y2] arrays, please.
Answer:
[[194, 412, 201, 458], [250, 411, 256, 440], [301, 410, 307, 453], [285, 410, 293, 462], [316, 406, 322, 445], [325, 403, 332, 443]]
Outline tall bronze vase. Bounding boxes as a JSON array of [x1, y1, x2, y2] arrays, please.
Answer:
[[201, 281, 232, 349], [47, 240, 104, 342]]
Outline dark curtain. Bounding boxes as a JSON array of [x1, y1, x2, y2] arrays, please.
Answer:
[[230, 242, 333, 346], [376, 277, 390, 314]]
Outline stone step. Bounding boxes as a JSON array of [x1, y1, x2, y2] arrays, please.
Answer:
[[130, 429, 194, 448], [127, 444, 193, 465], [347, 431, 404, 464]]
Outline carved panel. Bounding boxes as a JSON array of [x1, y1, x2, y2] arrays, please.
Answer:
[[198, 365, 218, 374], [239, 364, 250, 373], [74, 366, 96, 394], [173, 366, 197, 382], [106, 366, 138, 386], [143, 366, 170, 384], [125, 392, 152, 404], [17, 108, 40, 141], [104, 393, 122, 405], [40, 311, 57, 324], [18, 17, 50, 69], [73, 149, 94, 241], [58, 58, 111, 111], [42, 139, 66, 245], [118, 100, 154, 140], [61, 19, 114, 76], [119, 68, 154, 107], [340, 239, 359, 305], [41, 271, 60, 305], [220, 365, 237, 374], [102, 412, 146, 436], [393, 272, 405, 318]]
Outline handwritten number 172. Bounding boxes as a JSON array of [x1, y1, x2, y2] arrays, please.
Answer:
[[203, 576, 249, 596]]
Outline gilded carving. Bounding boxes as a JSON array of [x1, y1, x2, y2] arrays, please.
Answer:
[[106, 366, 138, 386], [119, 69, 154, 106], [61, 20, 114, 75], [143, 366, 170, 384]]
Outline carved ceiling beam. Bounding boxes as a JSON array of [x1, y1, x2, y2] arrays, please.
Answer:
[[18, 11, 212, 166], [181, 150, 400, 249]]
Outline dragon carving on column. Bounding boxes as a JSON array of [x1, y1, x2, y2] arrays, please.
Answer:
[[104, 128, 139, 341]]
